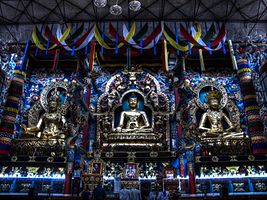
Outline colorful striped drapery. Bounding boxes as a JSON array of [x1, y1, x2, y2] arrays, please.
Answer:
[[0, 65, 26, 154], [237, 59, 267, 154]]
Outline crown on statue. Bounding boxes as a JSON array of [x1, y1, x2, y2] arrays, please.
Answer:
[[206, 89, 221, 101], [48, 90, 60, 102], [129, 93, 137, 99]]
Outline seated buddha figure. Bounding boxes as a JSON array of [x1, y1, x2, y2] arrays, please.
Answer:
[[116, 93, 151, 132], [199, 90, 234, 138], [22, 94, 67, 139]]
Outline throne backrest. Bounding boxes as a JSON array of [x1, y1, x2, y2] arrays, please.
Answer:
[[180, 80, 241, 133]]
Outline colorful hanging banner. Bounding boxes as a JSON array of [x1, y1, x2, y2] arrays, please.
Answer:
[[199, 49, 205, 71], [109, 22, 136, 48], [94, 24, 113, 49], [190, 25, 226, 51], [52, 49, 60, 70], [164, 23, 201, 51], [162, 37, 169, 72], [32, 22, 227, 53], [94, 22, 136, 50], [122, 22, 163, 49], [89, 40, 96, 71], [32, 25, 71, 50], [65, 24, 84, 44], [56, 25, 94, 51]]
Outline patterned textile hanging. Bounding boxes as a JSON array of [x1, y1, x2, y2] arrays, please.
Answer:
[[237, 59, 267, 154]]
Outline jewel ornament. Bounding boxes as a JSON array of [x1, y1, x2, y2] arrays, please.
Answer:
[[129, 0, 141, 11], [94, 0, 141, 16], [110, 3, 122, 16], [94, 0, 107, 7]]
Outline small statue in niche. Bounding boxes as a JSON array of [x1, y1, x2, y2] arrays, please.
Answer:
[[199, 90, 234, 138], [113, 76, 126, 92], [147, 90, 159, 110], [142, 75, 154, 92], [22, 93, 67, 139], [107, 89, 119, 110], [116, 93, 150, 132]]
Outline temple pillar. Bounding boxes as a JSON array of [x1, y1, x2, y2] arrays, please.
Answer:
[[64, 162, 73, 194], [259, 61, 267, 132], [187, 160, 196, 194], [0, 42, 29, 155], [0, 62, 26, 155], [82, 81, 91, 150], [179, 154, 185, 177], [237, 59, 267, 154]]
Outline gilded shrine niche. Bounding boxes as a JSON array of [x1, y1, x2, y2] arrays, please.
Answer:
[[181, 80, 246, 145], [13, 80, 87, 158], [23, 81, 70, 139], [97, 71, 170, 150]]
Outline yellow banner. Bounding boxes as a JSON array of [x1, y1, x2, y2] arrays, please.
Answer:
[[164, 23, 201, 52], [94, 22, 136, 49], [32, 25, 71, 50]]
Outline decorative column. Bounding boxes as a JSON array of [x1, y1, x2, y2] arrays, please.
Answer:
[[187, 152, 196, 194], [0, 65, 26, 155], [175, 81, 185, 179], [259, 61, 267, 131], [82, 78, 91, 150], [63, 162, 73, 194], [237, 59, 267, 154], [177, 56, 187, 178], [0, 42, 29, 155]]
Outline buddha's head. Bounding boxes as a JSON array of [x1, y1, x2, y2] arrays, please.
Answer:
[[48, 95, 59, 112], [206, 90, 221, 110], [128, 93, 138, 109]]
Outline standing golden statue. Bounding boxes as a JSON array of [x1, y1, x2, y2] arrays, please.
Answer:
[[116, 93, 150, 132], [199, 90, 234, 138], [22, 93, 67, 139]]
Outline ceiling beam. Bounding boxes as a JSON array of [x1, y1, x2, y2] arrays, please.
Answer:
[[65, 0, 95, 19], [161, 0, 165, 20], [70, 0, 93, 21], [15, 0, 34, 24], [227, 0, 256, 21], [0, 1, 40, 23], [40, 0, 64, 23], [164, 0, 191, 19], [0, 0, 266, 25], [197, 0, 224, 21], [31, 0, 71, 23]]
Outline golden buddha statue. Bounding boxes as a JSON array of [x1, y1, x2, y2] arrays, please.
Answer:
[[199, 90, 234, 138], [22, 94, 67, 139], [115, 93, 151, 132]]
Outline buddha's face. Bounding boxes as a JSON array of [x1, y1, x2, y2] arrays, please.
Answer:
[[128, 97, 137, 109], [48, 99, 58, 112], [209, 98, 219, 110]]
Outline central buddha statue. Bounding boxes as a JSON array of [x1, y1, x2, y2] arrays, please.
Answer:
[[115, 93, 151, 132], [199, 90, 235, 138]]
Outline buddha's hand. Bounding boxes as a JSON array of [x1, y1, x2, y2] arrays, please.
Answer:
[[20, 124, 29, 134], [116, 127, 122, 132], [207, 129, 223, 134], [225, 127, 234, 132]]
